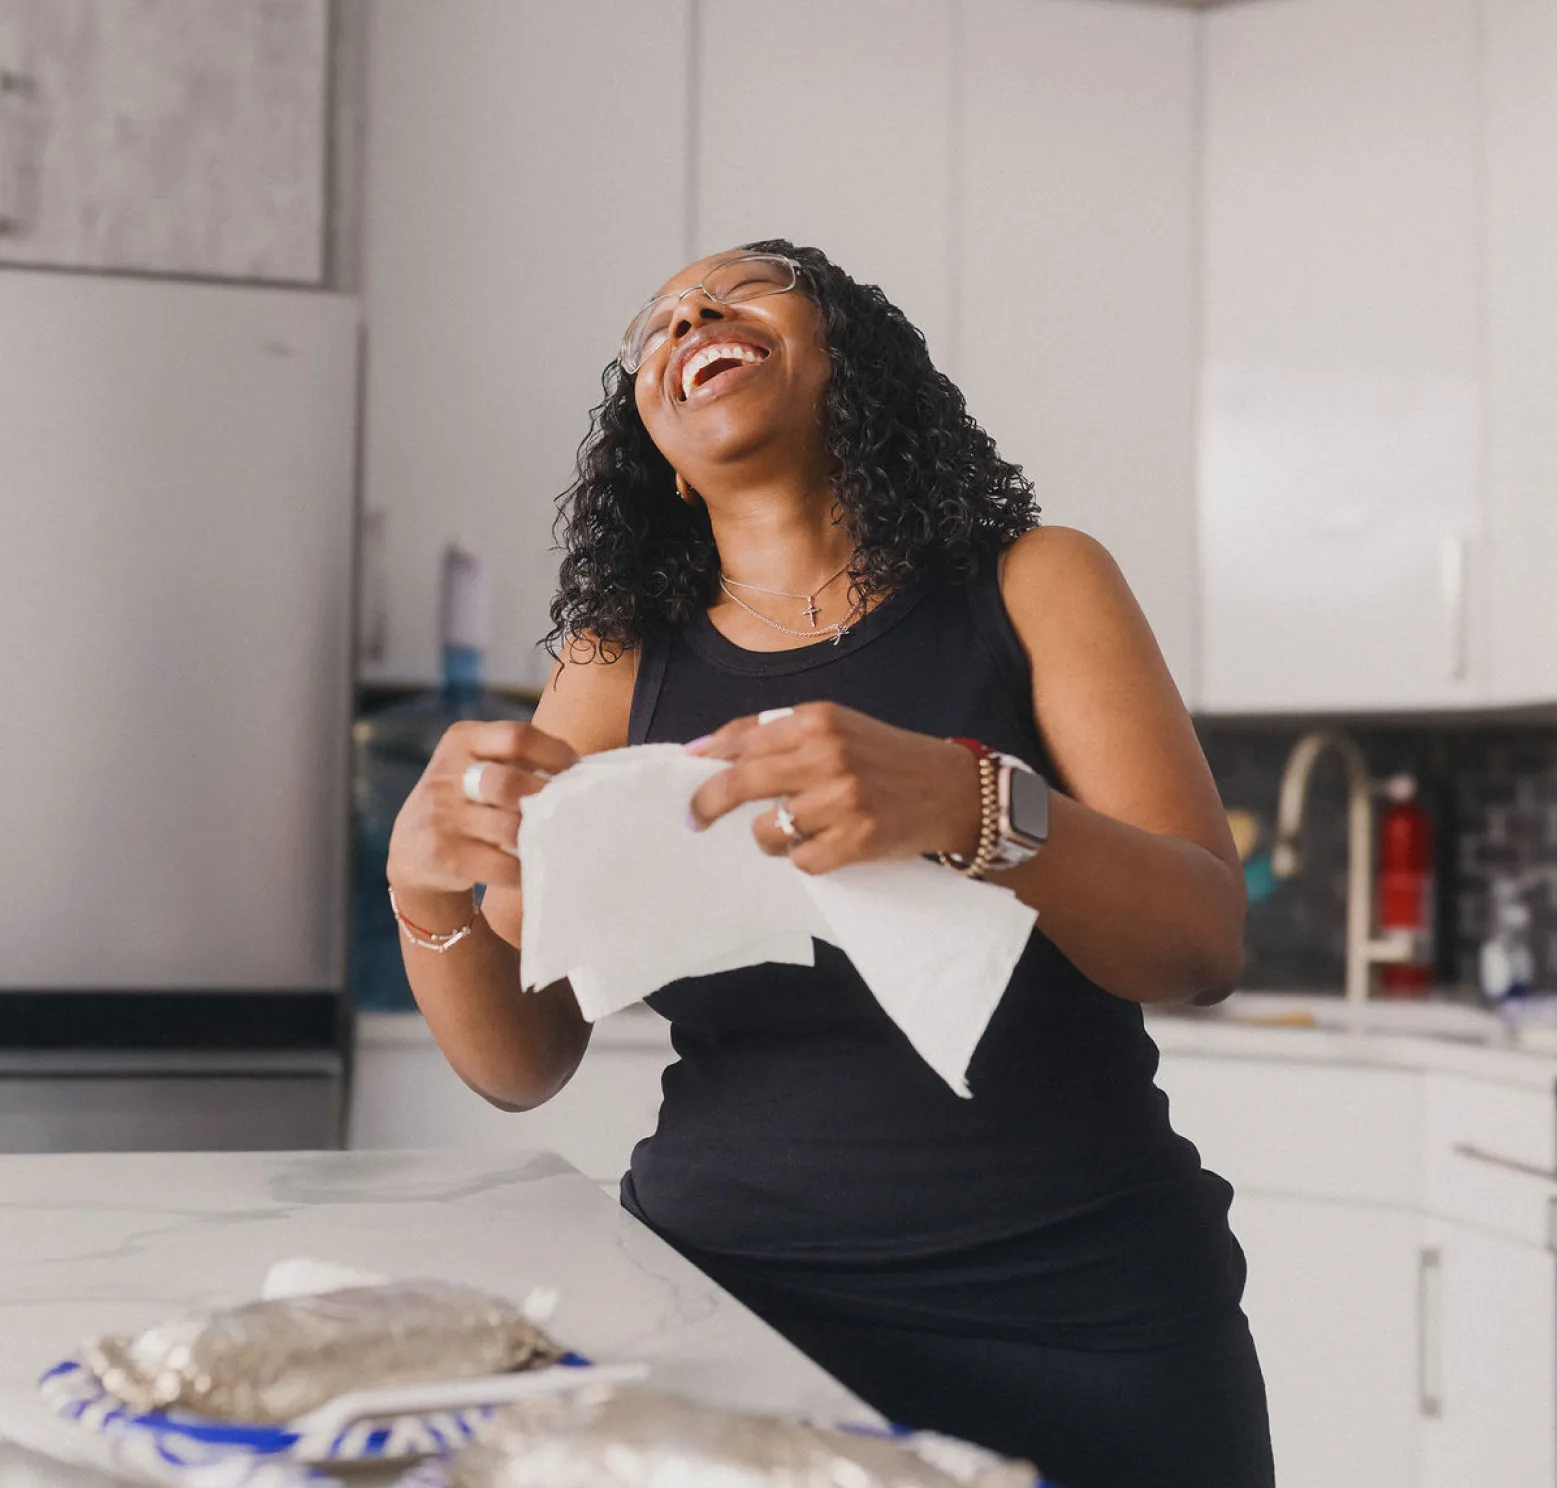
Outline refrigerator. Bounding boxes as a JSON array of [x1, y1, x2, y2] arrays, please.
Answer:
[[0, 268, 359, 1150]]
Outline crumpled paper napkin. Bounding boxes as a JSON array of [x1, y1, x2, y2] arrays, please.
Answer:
[[518, 744, 1038, 1096]]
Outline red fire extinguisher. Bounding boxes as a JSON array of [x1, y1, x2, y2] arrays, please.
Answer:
[[1378, 773, 1435, 995]]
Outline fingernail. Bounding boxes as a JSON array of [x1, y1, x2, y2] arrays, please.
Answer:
[[684, 734, 713, 752], [685, 808, 700, 831]]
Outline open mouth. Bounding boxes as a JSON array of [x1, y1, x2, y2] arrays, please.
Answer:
[[677, 342, 769, 401]]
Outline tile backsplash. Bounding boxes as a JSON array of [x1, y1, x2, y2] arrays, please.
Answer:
[[1198, 720, 1557, 994]]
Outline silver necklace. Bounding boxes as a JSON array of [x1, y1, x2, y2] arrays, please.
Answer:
[[720, 558, 852, 627], [718, 577, 862, 645]]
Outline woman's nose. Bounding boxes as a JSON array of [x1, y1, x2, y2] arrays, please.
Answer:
[[670, 295, 725, 345]]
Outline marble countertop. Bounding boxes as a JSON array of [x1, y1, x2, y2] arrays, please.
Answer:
[[362, 994, 1557, 1090], [0, 1148, 870, 1423], [1146, 993, 1557, 1090]]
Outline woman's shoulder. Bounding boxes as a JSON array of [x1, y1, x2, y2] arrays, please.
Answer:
[[995, 524, 1161, 675], [996, 523, 1120, 593], [531, 631, 639, 756]]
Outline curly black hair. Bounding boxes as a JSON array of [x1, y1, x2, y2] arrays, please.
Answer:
[[544, 239, 1039, 663]]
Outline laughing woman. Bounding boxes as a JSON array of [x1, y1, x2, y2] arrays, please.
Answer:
[[387, 241, 1276, 1488]]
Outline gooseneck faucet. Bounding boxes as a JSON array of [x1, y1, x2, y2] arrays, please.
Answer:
[[1270, 731, 1417, 1005]]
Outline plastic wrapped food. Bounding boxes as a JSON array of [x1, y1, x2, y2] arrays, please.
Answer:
[[84, 1280, 562, 1423], [448, 1383, 1038, 1488]]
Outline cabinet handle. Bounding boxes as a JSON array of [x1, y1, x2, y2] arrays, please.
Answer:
[[1453, 1141, 1557, 1184], [1418, 1244, 1444, 1419], [0, 68, 35, 236], [1439, 535, 1469, 682]]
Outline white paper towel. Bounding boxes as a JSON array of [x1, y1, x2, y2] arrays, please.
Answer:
[[518, 744, 1038, 1096]]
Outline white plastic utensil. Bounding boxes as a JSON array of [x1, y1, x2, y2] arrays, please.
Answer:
[[286, 1363, 650, 1461]]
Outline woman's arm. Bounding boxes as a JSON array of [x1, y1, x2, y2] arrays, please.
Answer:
[[391, 637, 636, 1109], [686, 527, 1244, 1007], [984, 525, 1245, 1005]]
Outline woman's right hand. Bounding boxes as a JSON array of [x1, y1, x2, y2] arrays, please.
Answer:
[[386, 719, 580, 899]]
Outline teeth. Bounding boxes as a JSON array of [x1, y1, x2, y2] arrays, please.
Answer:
[[680, 342, 764, 399]]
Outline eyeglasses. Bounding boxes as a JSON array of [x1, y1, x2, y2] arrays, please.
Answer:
[[619, 253, 801, 375]]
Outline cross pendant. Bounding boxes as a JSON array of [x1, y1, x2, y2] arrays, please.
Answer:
[[803, 598, 821, 626]]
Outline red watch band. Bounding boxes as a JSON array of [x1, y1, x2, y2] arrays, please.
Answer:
[[948, 736, 994, 763]]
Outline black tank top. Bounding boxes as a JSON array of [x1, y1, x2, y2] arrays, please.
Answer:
[[621, 548, 1246, 1349]]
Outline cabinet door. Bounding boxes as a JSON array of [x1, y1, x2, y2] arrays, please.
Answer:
[[1234, 1194, 1423, 1488], [1154, 1054, 1425, 1485], [358, 0, 691, 689], [1422, 1219, 1556, 1488], [695, 0, 956, 369], [1199, 0, 1484, 713], [1485, 0, 1557, 705], [959, 0, 1199, 703], [350, 1018, 674, 1186], [0, 0, 328, 281]]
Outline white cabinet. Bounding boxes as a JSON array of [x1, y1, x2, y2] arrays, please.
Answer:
[[1198, 0, 1485, 713], [1157, 1054, 1424, 1486], [1422, 1220, 1556, 1488], [358, 0, 692, 689], [694, 0, 956, 370], [1421, 1070, 1557, 1487], [1484, 0, 1557, 706], [1236, 1195, 1423, 1488], [0, 0, 329, 281], [1156, 1045, 1557, 1488], [350, 1013, 674, 1186], [958, 0, 1200, 703]]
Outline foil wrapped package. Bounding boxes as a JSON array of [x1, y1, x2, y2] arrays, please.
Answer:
[[449, 1383, 1037, 1488], [84, 1280, 563, 1423]]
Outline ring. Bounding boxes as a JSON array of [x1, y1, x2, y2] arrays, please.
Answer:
[[757, 706, 795, 726], [461, 762, 489, 805], [774, 798, 805, 844]]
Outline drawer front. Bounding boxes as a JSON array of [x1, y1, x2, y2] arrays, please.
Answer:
[[1155, 1054, 1423, 1206], [0, 1075, 341, 1152], [1425, 1072, 1557, 1245]]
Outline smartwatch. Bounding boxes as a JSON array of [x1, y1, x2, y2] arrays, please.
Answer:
[[989, 753, 1049, 869]]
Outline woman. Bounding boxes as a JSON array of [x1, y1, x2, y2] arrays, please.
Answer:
[[387, 241, 1276, 1487]]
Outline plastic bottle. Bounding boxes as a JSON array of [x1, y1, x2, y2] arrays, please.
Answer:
[[351, 545, 536, 1011], [1377, 773, 1435, 996], [1479, 876, 1535, 1002]]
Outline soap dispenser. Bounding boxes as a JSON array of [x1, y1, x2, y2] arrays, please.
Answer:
[[1479, 875, 1535, 1002]]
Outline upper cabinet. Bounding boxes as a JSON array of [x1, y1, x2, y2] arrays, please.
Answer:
[[698, 0, 1201, 703], [694, 0, 957, 369], [958, 0, 1200, 703], [1198, 0, 1484, 714], [359, 0, 691, 689], [1483, 0, 1557, 707], [0, 0, 329, 282]]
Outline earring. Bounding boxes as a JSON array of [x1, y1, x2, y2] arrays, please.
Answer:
[[675, 472, 700, 505]]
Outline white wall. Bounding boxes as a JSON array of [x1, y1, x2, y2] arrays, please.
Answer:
[[360, 0, 692, 689], [359, 0, 1200, 692], [958, 0, 1201, 697]]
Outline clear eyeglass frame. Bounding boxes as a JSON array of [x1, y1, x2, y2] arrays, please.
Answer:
[[619, 253, 801, 374]]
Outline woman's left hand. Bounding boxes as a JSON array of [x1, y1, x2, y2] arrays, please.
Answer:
[[685, 702, 982, 874]]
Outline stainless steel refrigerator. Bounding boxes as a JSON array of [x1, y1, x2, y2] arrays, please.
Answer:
[[0, 268, 358, 1150]]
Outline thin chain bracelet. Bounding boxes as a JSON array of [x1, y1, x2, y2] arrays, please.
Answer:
[[937, 752, 1001, 880], [388, 885, 481, 952]]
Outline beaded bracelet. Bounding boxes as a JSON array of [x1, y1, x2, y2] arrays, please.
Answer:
[[937, 739, 1001, 880], [388, 885, 481, 953]]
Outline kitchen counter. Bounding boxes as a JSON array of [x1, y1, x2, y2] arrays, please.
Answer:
[[1146, 992, 1557, 1092], [0, 1148, 871, 1423]]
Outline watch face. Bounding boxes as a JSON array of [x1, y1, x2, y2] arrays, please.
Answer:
[[1007, 766, 1049, 844]]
